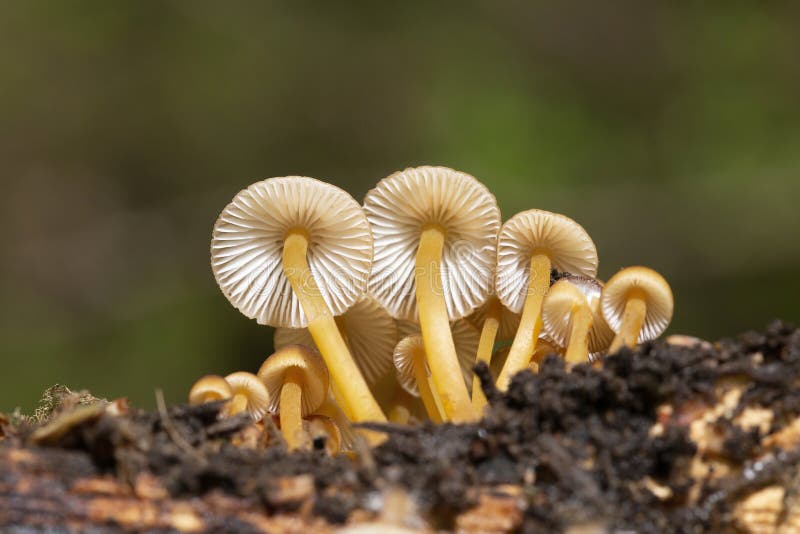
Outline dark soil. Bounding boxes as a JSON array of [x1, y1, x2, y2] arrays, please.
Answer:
[[4, 320, 800, 533]]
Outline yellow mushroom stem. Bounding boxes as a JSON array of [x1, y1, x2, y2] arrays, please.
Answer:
[[565, 304, 593, 364], [609, 288, 647, 353], [278, 367, 305, 450], [411, 343, 446, 423], [472, 298, 502, 412], [282, 230, 387, 432], [496, 253, 551, 390], [227, 393, 249, 416], [415, 225, 477, 422], [387, 387, 415, 424]]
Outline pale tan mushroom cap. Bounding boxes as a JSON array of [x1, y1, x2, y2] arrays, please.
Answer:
[[467, 300, 521, 341], [543, 276, 614, 355], [211, 177, 373, 328], [496, 209, 598, 314], [223, 372, 271, 420], [601, 266, 674, 343], [257, 345, 330, 416], [394, 319, 479, 396], [274, 296, 397, 385], [363, 166, 501, 321], [188, 375, 233, 405]]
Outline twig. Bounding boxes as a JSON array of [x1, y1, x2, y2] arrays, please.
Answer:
[[155, 389, 207, 466]]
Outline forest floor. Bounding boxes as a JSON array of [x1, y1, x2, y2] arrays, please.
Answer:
[[2, 321, 799, 533]]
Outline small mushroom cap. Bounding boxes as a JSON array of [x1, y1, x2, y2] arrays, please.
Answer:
[[363, 166, 501, 321], [496, 209, 598, 314], [274, 296, 397, 385], [223, 372, 271, 420], [257, 345, 330, 416], [467, 300, 521, 341], [303, 414, 342, 454], [188, 375, 233, 405], [542, 276, 614, 355], [211, 177, 373, 328], [393, 319, 479, 396], [601, 266, 674, 342]]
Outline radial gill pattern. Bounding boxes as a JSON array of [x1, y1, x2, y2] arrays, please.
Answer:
[[211, 177, 373, 328], [363, 166, 501, 322], [496, 209, 598, 314]]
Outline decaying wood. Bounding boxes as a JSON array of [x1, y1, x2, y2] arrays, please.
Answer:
[[0, 447, 333, 533]]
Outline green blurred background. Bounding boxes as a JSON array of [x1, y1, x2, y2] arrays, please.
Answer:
[[2, 1, 799, 412]]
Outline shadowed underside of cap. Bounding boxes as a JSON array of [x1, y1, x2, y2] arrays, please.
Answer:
[[211, 177, 373, 328], [467, 300, 521, 341], [496, 209, 598, 314], [601, 267, 674, 343], [395, 319, 479, 394], [274, 296, 397, 385], [364, 166, 501, 321]]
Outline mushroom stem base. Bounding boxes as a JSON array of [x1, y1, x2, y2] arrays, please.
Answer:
[[472, 298, 502, 412], [565, 305, 593, 364], [609, 290, 647, 353], [282, 231, 387, 435], [497, 253, 551, 390], [415, 225, 477, 423]]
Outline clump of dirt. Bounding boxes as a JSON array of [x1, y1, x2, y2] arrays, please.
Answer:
[[5, 320, 800, 532]]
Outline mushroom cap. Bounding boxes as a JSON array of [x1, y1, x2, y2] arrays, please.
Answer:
[[188, 375, 233, 405], [496, 209, 598, 314], [601, 266, 674, 343], [393, 319, 479, 396], [274, 296, 397, 385], [363, 166, 501, 321], [211, 177, 373, 328], [257, 345, 330, 416], [223, 372, 271, 420], [466, 300, 521, 341], [303, 414, 342, 454], [542, 276, 614, 355]]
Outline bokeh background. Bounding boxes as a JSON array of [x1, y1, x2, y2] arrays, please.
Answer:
[[2, 1, 799, 412]]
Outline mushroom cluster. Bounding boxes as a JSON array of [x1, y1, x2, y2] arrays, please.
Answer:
[[190, 166, 675, 451]]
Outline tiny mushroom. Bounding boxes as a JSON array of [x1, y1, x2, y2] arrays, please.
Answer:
[[541, 276, 613, 365], [495, 209, 598, 389], [303, 414, 342, 455], [601, 266, 674, 352], [257, 345, 330, 450], [274, 296, 397, 398], [394, 319, 479, 422], [223, 372, 271, 421], [188, 375, 233, 406], [211, 177, 385, 427], [364, 166, 500, 422]]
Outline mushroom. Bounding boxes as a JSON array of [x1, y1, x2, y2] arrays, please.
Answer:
[[541, 276, 613, 365], [468, 297, 520, 411], [394, 319, 479, 422], [188, 375, 233, 406], [385, 385, 420, 424], [315, 392, 357, 451], [601, 266, 674, 352], [495, 209, 598, 390], [223, 372, 271, 421], [257, 345, 330, 450], [393, 335, 446, 423], [303, 414, 342, 455], [364, 166, 500, 422], [211, 176, 385, 426], [274, 296, 397, 398]]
